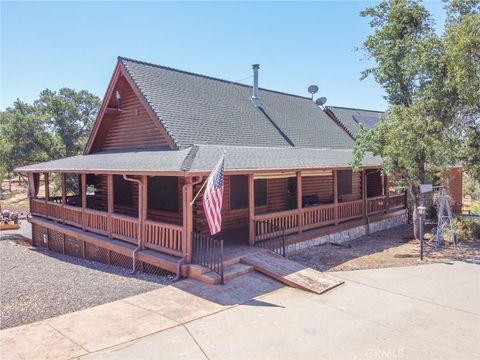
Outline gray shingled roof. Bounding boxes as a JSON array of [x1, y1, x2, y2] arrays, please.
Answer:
[[15, 148, 192, 174], [120, 58, 355, 150], [188, 145, 381, 171], [326, 106, 384, 137], [16, 145, 381, 173]]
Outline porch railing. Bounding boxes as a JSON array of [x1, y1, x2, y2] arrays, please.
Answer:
[[86, 208, 109, 235], [338, 200, 363, 221], [112, 213, 138, 244], [302, 203, 336, 230], [144, 220, 183, 257], [31, 198, 46, 215], [46, 201, 63, 220], [64, 205, 82, 227], [367, 196, 386, 215], [388, 193, 406, 209], [192, 231, 224, 284], [253, 209, 299, 236], [253, 220, 286, 257]]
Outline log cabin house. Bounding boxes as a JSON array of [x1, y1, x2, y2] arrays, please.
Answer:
[[17, 57, 410, 283]]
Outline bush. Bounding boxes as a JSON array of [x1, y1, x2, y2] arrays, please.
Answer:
[[452, 217, 480, 241], [471, 203, 480, 215]]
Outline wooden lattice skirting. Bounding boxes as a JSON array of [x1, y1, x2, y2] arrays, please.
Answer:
[[31, 223, 172, 276]]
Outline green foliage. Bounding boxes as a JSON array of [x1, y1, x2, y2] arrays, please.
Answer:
[[355, 0, 480, 176], [471, 203, 480, 215], [452, 217, 480, 241], [463, 174, 480, 201], [354, 0, 480, 238], [0, 89, 100, 173], [35, 88, 101, 157]]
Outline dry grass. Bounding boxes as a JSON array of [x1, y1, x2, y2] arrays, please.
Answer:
[[1, 180, 29, 215]]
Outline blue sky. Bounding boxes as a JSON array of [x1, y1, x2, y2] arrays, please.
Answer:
[[1, 1, 446, 111]]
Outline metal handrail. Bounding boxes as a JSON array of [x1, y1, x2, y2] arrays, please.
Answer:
[[192, 232, 224, 284], [253, 220, 286, 257]]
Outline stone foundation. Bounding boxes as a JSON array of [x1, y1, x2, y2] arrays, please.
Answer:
[[285, 212, 408, 253]]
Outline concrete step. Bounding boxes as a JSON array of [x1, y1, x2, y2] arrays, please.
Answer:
[[200, 263, 255, 284]]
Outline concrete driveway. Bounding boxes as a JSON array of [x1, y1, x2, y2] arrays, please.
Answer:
[[1, 261, 479, 360]]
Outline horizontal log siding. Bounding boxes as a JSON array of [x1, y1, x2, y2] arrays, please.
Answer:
[[301, 174, 334, 203], [90, 75, 170, 152], [194, 176, 291, 234], [87, 175, 108, 212]]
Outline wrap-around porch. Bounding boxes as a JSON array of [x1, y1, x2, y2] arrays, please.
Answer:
[[28, 168, 407, 269]]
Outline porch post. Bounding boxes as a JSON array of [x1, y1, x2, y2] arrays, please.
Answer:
[[384, 175, 390, 213], [140, 175, 147, 249], [107, 174, 113, 239], [296, 171, 303, 233], [183, 177, 193, 263], [44, 173, 49, 219], [81, 173, 86, 230], [248, 174, 255, 245], [61, 173, 66, 223], [362, 170, 367, 219], [333, 170, 338, 224]]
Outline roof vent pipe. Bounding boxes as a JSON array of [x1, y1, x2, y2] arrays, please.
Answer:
[[252, 64, 260, 99]]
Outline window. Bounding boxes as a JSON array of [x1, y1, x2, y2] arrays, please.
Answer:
[[254, 179, 267, 206], [338, 170, 352, 195], [230, 176, 267, 209], [230, 176, 248, 209], [148, 176, 179, 212], [114, 175, 133, 206]]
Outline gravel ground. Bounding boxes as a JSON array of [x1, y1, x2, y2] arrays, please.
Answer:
[[289, 224, 480, 272], [0, 232, 175, 330]]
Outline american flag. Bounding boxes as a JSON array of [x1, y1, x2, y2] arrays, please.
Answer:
[[202, 156, 225, 235]]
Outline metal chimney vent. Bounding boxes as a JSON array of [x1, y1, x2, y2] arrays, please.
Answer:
[[251, 64, 263, 108]]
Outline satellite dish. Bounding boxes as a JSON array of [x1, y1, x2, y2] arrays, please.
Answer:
[[307, 85, 319, 96], [315, 97, 327, 107]]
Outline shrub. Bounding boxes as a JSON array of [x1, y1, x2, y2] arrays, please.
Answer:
[[451, 217, 480, 241], [471, 203, 480, 215]]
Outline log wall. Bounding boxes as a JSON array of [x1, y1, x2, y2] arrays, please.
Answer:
[[90, 75, 171, 152]]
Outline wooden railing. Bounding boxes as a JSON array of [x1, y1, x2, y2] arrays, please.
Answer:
[[85, 208, 109, 235], [46, 201, 62, 220], [338, 200, 363, 221], [253, 220, 286, 257], [253, 209, 299, 236], [389, 193, 406, 209], [28, 197, 185, 258], [31, 198, 46, 215], [144, 220, 183, 256], [367, 196, 386, 214], [111, 213, 139, 244], [302, 204, 336, 230], [63, 205, 82, 227]]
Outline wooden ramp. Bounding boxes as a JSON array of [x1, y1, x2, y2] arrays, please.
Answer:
[[241, 251, 344, 294]]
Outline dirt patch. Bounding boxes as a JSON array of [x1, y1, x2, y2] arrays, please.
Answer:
[[288, 224, 480, 272], [1, 180, 29, 215]]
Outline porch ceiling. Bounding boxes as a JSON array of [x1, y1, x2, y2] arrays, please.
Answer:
[[15, 144, 382, 174]]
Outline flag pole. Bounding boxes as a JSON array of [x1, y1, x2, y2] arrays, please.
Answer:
[[190, 151, 226, 206]]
